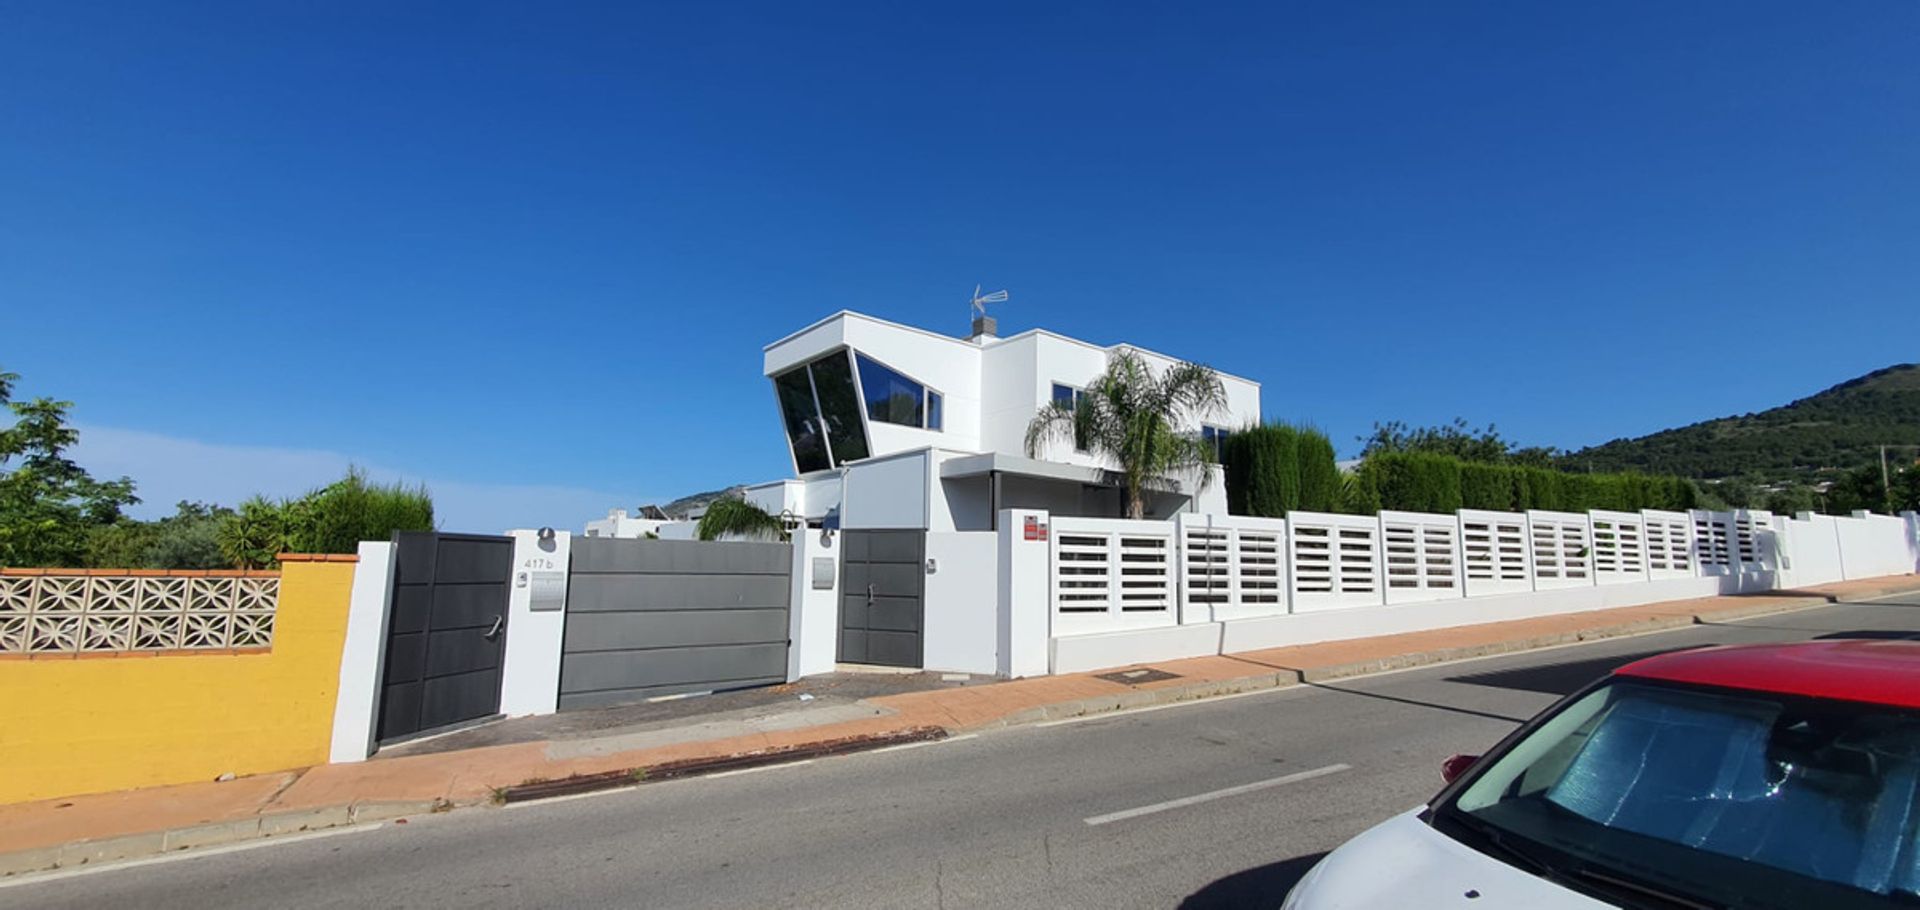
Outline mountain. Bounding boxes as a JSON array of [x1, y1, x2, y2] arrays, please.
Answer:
[[1565, 363, 1920, 481], [656, 485, 747, 520]]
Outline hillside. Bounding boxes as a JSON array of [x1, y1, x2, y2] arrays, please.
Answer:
[[1566, 363, 1920, 481]]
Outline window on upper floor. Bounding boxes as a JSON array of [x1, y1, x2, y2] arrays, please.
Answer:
[[771, 351, 870, 473], [1050, 383, 1090, 452], [1201, 425, 1229, 463], [855, 352, 941, 431]]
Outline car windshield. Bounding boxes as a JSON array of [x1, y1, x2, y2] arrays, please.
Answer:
[[1435, 678, 1920, 910]]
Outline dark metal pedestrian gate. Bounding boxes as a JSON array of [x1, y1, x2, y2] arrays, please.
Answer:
[[377, 532, 513, 743], [839, 530, 925, 668], [559, 537, 793, 711]]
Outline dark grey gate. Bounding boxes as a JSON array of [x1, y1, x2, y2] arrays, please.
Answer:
[[378, 532, 513, 743], [839, 530, 924, 668], [559, 537, 792, 710]]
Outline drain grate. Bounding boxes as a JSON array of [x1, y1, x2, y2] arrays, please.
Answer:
[[1094, 667, 1182, 685]]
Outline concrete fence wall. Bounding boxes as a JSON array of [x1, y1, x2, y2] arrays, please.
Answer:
[[0, 557, 357, 804], [1040, 507, 1919, 675]]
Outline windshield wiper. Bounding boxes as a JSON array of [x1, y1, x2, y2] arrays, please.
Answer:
[[1440, 811, 1718, 910]]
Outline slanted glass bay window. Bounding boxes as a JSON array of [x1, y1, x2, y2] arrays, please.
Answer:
[[855, 353, 941, 431], [772, 352, 870, 472]]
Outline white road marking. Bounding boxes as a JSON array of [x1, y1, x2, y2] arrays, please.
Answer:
[[0, 823, 386, 890], [861, 733, 977, 755], [1033, 686, 1283, 728], [1083, 763, 1351, 826]]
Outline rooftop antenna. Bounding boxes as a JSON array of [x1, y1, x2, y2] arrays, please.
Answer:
[[969, 284, 1008, 340]]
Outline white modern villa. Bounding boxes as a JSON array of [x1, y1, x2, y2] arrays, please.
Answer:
[[739, 310, 1262, 533]]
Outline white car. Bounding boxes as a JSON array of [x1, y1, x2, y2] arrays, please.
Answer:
[[1283, 640, 1920, 909]]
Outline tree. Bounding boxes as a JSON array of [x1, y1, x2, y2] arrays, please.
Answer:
[[1026, 351, 1227, 520], [1359, 418, 1516, 463], [87, 501, 232, 570], [215, 469, 434, 568], [0, 367, 139, 567], [696, 497, 788, 542]]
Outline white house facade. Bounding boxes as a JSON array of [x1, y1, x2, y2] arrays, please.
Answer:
[[743, 310, 1262, 535]]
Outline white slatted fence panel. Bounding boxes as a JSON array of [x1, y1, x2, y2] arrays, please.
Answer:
[[1690, 510, 1735, 575], [1287, 511, 1382, 612], [1526, 510, 1594, 591], [1050, 517, 1176, 635], [1641, 509, 1694, 579], [1379, 510, 1464, 604], [1588, 510, 1649, 585], [1458, 509, 1532, 597]]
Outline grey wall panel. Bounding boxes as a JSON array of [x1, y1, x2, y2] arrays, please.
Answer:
[[560, 676, 786, 711], [863, 531, 924, 564], [563, 609, 789, 653], [570, 538, 789, 575], [560, 643, 789, 696], [566, 574, 791, 612]]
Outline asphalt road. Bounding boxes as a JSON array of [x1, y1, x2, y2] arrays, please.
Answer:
[[6, 591, 1916, 910]]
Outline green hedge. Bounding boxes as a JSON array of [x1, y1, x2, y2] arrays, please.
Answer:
[[1223, 423, 1343, 517], [1350, 453, 1697, 515]]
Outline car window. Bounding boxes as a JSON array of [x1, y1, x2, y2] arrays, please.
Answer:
[[1441, 679, 1920, 908]]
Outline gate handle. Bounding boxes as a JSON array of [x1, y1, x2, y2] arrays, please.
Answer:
[[867, 583, 875, 606], [484, 615, 504, 641]]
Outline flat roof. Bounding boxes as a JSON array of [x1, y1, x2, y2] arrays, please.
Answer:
[[938, 451, 1184, 491], [761, 310, 1258, 387], [1615, 640, 1920, 709]]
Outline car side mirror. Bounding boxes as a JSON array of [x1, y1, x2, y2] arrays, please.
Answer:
[[1441, 753, 1480, 784]]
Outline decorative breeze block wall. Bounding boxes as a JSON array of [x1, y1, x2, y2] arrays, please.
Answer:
[[0, 572, 279, 655]]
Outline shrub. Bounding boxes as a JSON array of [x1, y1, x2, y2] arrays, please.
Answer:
[[1459, 462, 1514, 510], [217, 469, 434, 568], [1223, 423, 1300, 517], [1367, 452, 1463, 514], [1296, 428, 1341, 513], [1341, 464, 1382, 515]]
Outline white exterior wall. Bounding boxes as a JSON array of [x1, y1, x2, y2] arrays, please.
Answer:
[[841, 450, 931, 529], [923, 532, 999, 674], [998, 509, 1053, 678], [1777, 513, 1846, 588]]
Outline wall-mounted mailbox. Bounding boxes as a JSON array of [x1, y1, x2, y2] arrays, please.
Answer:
[[812, 557, 836, 590], [529, 571, 567, 612]]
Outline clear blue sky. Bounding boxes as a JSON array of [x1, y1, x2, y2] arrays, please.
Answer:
[[3, 2, 1915, 531]]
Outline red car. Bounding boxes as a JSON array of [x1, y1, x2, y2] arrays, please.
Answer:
[[1284, 639, 1920, 909]]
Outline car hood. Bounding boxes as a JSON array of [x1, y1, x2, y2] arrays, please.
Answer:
[[1286, 809, 1613, 910]]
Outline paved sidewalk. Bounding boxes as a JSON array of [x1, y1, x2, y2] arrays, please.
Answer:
[[3, 575, 1914, 877]]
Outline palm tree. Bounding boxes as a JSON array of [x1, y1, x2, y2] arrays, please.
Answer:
[[1025, 350, 1228, 520], [696, 497, 789, 542]]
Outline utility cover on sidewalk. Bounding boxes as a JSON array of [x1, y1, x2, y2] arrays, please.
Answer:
[[1094, 667, 1182, 685]]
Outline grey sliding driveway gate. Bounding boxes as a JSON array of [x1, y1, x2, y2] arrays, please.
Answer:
[[559, 537, 793, 711]]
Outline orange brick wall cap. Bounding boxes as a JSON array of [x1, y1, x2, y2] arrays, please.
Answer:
[[275, 553, 360, 563]]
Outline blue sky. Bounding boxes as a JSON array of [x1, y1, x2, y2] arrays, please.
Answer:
[[3, 2, 1916, 531]]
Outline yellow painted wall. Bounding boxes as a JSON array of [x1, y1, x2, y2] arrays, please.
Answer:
[[0, 562, 355, 804]]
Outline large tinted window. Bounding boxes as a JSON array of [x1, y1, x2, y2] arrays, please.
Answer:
[[773, 367, 830, 473], [807, 352, 869, 464], [856, 354, 925, 428]]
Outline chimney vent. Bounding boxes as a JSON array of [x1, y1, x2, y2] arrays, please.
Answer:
[[969, 314, 998, 342]]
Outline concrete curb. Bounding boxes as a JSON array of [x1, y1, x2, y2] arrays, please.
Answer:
[[0, 799, 453, 878], [5, 583, 1911, 881]]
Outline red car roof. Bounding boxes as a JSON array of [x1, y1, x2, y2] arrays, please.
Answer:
[[1615, 640, 1920, 710]]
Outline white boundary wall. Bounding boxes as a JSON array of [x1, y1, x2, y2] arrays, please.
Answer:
[[1026, 507, 1916, 676]]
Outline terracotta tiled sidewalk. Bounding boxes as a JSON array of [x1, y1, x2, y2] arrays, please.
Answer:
[[3, 575, 1914, 874]]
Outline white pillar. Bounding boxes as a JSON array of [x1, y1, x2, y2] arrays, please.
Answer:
[[998, 509, 1051, 678], [787, 528, 841, 680], [498, 529, 570, 717], [328, 541, 396, 764]]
